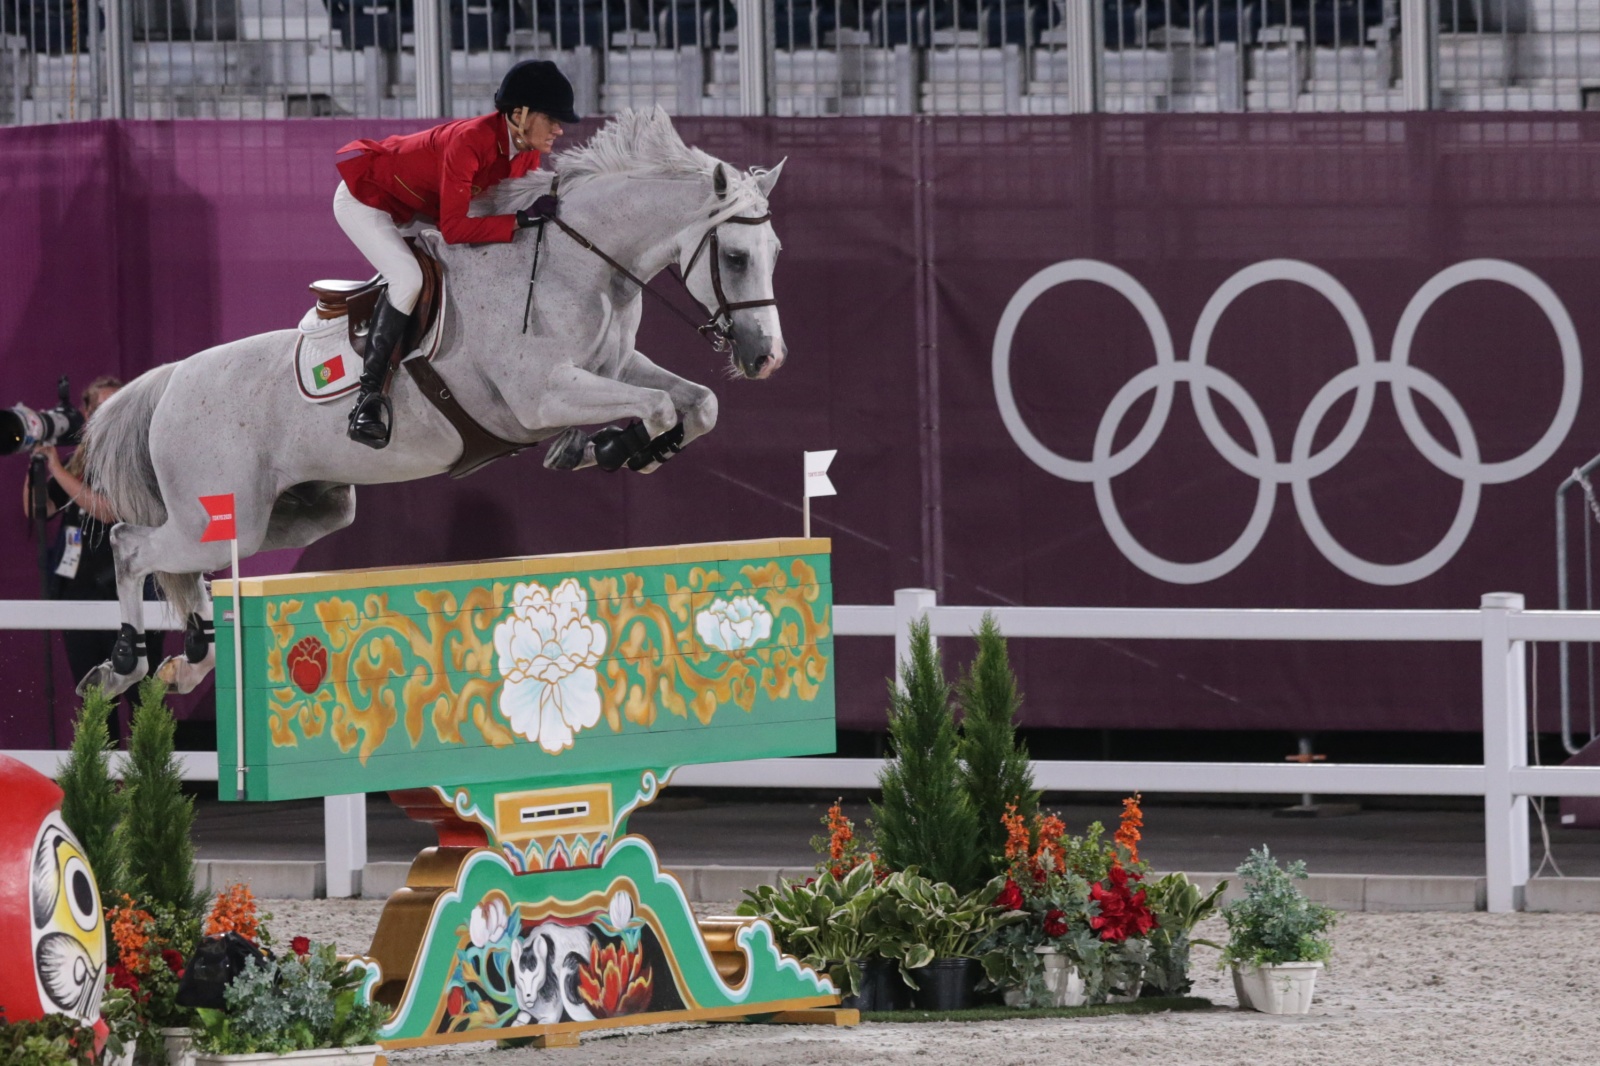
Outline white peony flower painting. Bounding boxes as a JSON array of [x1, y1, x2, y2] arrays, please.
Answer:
[[469, 897, 510, 948], [695, 595, 774, 653], [494, 577, 609, 754]]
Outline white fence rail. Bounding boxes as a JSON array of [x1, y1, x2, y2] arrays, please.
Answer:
[[6, 590, 1600, 910]]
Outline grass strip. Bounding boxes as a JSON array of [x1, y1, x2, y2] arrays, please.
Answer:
[[861, 996, 1214, 1023]]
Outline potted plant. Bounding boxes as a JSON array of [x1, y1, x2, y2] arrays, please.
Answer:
[[1221, 847, 1337, 1015], [105, 894, 201, 1065], [738, 862, 893, 1009], [892, 871, 1017, 1011], [1141, 872, 1227, 997], [189, 937, 387, 1066], [981, 805, 1091, 1008]]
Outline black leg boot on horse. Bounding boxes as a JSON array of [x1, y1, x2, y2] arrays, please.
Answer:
[[347, 294, 414, 449]]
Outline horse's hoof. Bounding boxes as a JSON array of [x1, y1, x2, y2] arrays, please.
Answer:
[[543, 427, 590, 471], [156, 654, 214, 695], [76, 659, 144, 699]]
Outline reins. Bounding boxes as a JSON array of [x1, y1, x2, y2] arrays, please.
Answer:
[[519, 175, 774, 352]]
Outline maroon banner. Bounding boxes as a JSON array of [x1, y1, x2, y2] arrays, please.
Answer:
[[2, 115, 1598, 746]]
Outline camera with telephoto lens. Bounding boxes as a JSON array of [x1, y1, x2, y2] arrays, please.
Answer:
[[0, 377, 82, 456]]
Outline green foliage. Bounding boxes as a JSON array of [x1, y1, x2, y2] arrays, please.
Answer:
[[56, 686, 127, 904], [118, 680, 202, 917], [193, 943, 386, 1055], [0, 1011, 98, 1066], [1141, 873, 1228, 996], [956, 613, 1038, 885], [1063, 821, 1113, 884], [886, 871, 1018, 963], [738, 862, 888, 995], [1222, 847, 1337, 967], [98, 984, 141, 1064], [873, 618, 982, 891], [738, 865, 1018, 995]]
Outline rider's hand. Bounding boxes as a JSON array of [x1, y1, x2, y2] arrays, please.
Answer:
[[516, 195, 560, 228]]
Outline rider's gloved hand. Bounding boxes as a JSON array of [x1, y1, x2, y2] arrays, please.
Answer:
[[516, 195, 560, 228]]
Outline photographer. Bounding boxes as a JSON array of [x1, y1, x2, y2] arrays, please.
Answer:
[[21, 375, 162, 741]]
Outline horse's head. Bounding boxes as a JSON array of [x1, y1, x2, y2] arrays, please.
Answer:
[[678, 160, 787, 381]]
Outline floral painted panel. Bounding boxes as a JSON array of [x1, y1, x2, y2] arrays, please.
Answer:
[[216, 543, 834, 801]]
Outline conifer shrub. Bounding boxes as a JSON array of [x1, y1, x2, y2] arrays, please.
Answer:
[[57, 686, 127, 903], [119, 679, 203, 916], [873, 618, 982, 891], [956, 613, 1038, 883]]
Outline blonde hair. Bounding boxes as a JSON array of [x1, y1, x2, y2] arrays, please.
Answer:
[[68, 374, 123, 479]]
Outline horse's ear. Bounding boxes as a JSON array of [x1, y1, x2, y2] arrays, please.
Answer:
[[713, 163, 729, 200], [754, 158, 786, 198]]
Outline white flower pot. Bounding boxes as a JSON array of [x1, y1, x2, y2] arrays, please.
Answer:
[[160, 1027, 195, 1066], [1232, 961, 1323, 1015], [1037, 948, 1087, 1008], [192, 1045, 382, 1066], [1002, 948, 1087, 1008]]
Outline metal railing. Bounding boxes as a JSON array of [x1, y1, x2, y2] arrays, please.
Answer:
[[3, 0, 1600, 122], [6, 587, 1600, 909]]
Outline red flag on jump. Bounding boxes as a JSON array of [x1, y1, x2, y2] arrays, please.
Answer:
[[199, 494, 237, 543]]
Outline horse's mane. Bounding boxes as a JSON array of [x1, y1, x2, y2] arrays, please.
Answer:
[[473, 107, 767, 221]]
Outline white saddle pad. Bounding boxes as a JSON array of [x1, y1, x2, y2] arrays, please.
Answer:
[[293, 280, 448, 404]]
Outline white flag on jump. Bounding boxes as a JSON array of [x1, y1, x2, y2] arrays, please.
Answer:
[[804, 450, 837, 498]]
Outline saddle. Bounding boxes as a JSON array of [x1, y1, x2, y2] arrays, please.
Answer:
[[305, 241, 527, 479], [309, 241, 444, 360]]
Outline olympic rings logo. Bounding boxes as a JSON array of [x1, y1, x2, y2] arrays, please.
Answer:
[[992, 259, 1582, 586]]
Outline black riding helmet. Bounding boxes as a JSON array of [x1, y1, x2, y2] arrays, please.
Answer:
[[495, 60, 580, 125]]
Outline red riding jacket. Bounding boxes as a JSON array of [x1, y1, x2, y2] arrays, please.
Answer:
[[336, 112, 539, 245]]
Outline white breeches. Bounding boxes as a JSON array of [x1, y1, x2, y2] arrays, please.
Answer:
[[332, 180, 424, 314]]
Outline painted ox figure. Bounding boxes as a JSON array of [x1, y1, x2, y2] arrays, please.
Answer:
[[80, 108, 787, 698]]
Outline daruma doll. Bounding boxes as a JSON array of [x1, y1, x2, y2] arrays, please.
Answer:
[[0, 754, 107, 1025]]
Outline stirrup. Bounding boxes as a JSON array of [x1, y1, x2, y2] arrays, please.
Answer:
[[348, 391, 393, 449]]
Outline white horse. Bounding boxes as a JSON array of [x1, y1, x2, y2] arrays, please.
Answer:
[[80, 108, 787, 697]]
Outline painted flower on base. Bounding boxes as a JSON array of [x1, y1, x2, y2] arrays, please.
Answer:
[[494, 578, 608, 753], [577, 941, 653, 1019], [695, 595, 774, 654], [286, 636, 328, 694], [467, 889, 508, 941], [468, 897, 510, 949]]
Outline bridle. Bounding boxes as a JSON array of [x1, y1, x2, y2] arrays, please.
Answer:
[[521, 176, 776, 354], [678, 212, 776, 352]]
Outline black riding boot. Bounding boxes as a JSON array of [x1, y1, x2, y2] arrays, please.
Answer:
[[347, 295, 414, 449]]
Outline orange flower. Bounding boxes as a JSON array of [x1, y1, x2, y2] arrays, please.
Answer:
[[206, 883, 259, 941], [108, 895, 155, 974], [577, 941, 653, 1018], [1115, 793, 1144, 865], [1033, 813, 1066, 876], [1002, 803, 1030, 861], [826, 801, 853, 862]]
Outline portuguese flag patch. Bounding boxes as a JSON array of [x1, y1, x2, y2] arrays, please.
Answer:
[[312, 354, 346, 389]]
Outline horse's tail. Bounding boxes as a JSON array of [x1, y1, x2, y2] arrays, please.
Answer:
[[82, 363, 200, 619]]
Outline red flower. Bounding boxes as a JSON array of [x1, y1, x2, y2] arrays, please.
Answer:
[[109, 964, 142, 999], [446, 986, 466, 1016], [162, 949, 185, 976], [286, 636, 329, 694], [1089, 869, 1157, 942], [995, 878, 1025, 911], [291, 936, 311, 957], [1043, 909, 1068, 938]]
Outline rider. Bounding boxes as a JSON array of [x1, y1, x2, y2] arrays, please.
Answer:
[[332, 59, 580, 449]]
